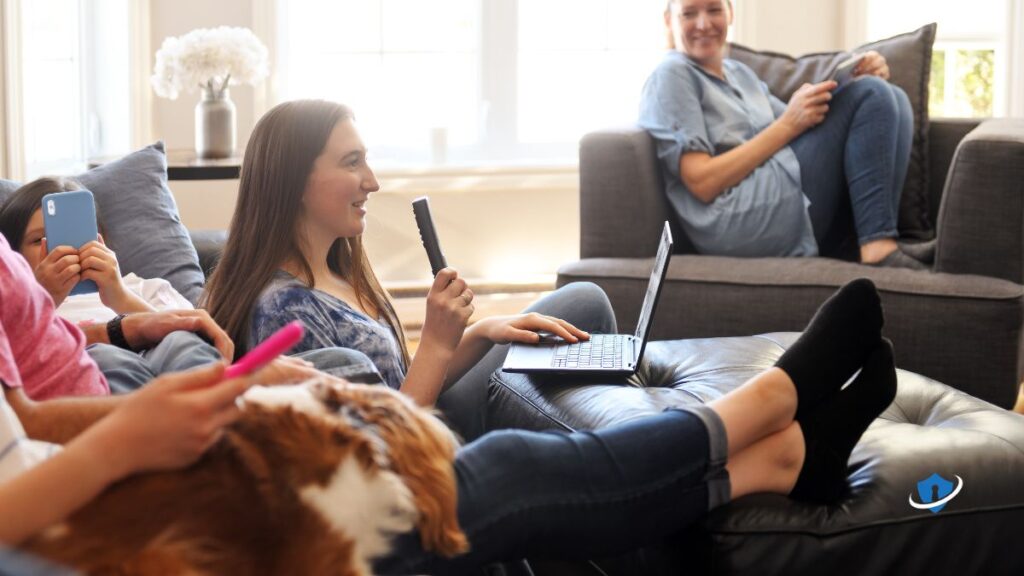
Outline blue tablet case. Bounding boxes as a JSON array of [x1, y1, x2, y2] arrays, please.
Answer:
[[41, 190, 99, 296]]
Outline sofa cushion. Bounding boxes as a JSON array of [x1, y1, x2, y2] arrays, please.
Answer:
[[558, 255, 1023, 408], [189, 229, 228, 280], [0, 179, 18, 202], [0, 144, 206, 304], [728, 23, 938, 239], [489, 334, 1024, 575]]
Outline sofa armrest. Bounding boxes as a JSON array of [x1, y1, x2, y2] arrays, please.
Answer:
[[933, 119, 1024, 284], [926, 118, 982, 230], [189, 229, 228, 280], [579, 128, 691, 258]]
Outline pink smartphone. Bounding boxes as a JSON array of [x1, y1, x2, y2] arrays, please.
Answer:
[[224, 321, 305, 380]]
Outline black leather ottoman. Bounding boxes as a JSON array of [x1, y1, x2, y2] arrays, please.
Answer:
[[487, 334, 1024, 575]]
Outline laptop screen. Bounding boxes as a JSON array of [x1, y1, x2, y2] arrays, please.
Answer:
[[634, 222, 674, 344]]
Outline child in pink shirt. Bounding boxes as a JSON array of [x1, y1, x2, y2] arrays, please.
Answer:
[[0, 236, 108, 399]]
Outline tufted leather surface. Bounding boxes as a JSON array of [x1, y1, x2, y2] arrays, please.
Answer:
[[488, 334, 1024, 575]]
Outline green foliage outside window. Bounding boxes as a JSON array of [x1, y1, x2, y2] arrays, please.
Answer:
[[929, 48, 994, 118]]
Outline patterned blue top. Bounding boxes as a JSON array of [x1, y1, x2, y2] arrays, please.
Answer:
[[250, 271, 407, 390], [638, 51, 818, 257]]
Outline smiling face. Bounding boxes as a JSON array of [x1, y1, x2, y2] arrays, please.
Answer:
[[300, 118, 380, 243], [665, 0, 732, 65], [20, 208, 46, 269]]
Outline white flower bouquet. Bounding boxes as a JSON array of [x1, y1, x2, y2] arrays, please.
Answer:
[[151, 26, 269, 100]]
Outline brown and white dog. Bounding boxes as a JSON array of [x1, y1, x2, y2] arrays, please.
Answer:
[[22, 380, 469, 575]]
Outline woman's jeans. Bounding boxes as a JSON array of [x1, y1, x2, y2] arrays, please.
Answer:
[[437, 282, 619, 441], [374, 405, 730, 575], [789, 75, 914, 247], [89, 331, 384, 394]]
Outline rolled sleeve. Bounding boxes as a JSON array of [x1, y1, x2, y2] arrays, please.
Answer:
[[639, 63, 714, 179]]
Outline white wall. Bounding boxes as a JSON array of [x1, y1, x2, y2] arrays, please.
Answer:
[[148, 0, 844, 283], [734, 0, 844, 55]]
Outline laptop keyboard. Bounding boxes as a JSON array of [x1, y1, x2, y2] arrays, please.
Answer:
[[552, 334, 624, 369]]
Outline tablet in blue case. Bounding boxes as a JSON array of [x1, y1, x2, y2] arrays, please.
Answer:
[[41, 190, 99, 296]]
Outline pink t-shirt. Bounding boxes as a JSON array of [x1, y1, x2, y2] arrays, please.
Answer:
[[0, 236, 108, 399]]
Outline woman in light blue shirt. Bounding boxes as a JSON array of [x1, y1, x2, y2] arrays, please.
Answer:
[[639, 0, 922, 268]]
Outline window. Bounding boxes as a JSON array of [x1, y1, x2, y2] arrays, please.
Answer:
[[277, 0, 668, 168], [865, 0, 1009, 118], [19, 0, 85, 178], [5, 0, 134, 179]]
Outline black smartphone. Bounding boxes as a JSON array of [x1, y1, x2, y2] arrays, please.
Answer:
[[412, 196, 448, 276]]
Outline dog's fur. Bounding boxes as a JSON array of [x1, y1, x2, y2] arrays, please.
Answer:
[[22, 380, 469, 575]]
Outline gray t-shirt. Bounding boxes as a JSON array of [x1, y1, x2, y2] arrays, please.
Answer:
[[638, 51, 817, 257]]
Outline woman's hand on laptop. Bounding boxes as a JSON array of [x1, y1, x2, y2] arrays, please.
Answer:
[[479, 313, 589, 345]]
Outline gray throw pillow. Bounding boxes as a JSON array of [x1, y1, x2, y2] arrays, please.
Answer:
[[0, 179, 18, 205], [728, 23, 938, 239], [0, 143, 206, 304]]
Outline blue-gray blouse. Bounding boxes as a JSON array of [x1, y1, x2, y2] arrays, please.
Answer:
[[250, 271, 407, 390], [638, 51, 818, 257]]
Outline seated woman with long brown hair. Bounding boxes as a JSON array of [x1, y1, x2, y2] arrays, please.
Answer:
[[202, 100, 617, 442]]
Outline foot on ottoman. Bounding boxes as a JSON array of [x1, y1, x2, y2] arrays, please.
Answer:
[[791, 339, 897, 503], [775, 278, 884, 419]]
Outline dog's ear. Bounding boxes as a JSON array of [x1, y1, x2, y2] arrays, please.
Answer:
[[339, 386, 469, 557], [387, 414, 468, 558]]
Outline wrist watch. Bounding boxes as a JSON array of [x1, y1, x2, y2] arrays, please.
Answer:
[[106, 314, 133, 351]]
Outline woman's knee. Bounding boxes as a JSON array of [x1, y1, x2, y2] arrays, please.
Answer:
[[889, 84, 914, 127], [555, 282, 617, 333], [847, 75, 899, 112], [295, 347, 383, 384]]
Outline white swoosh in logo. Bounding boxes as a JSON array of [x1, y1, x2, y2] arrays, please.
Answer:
[[908, 475, 964, 510]]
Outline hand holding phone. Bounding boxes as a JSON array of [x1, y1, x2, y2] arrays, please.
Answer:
[[413, 196, 448, 276], [41, 190, 100, 296], [828, 53, 865, 90]]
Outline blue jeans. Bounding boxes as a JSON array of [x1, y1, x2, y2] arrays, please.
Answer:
[[374, 406, 730, 575], [789, 75, 914, 248], [0, 547, 73, 575], [89, 331, 383, 393], [88, 330, 223, 393], [436, 282, 619, 441]]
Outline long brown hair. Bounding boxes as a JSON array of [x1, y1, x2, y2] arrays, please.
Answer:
[[202, 100, 410, 365]]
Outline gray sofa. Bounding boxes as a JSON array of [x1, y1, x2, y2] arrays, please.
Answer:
[[558, 118, 1024, 408]]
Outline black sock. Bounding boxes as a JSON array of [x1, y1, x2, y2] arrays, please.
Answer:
[[776, 278, 884, 419], [790, 339, 898, 503]]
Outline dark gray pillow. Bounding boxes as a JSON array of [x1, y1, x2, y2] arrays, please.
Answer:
[[728, 23, 938, 239], [0, 179, 18, 205], [0, 143, 205, 304]]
